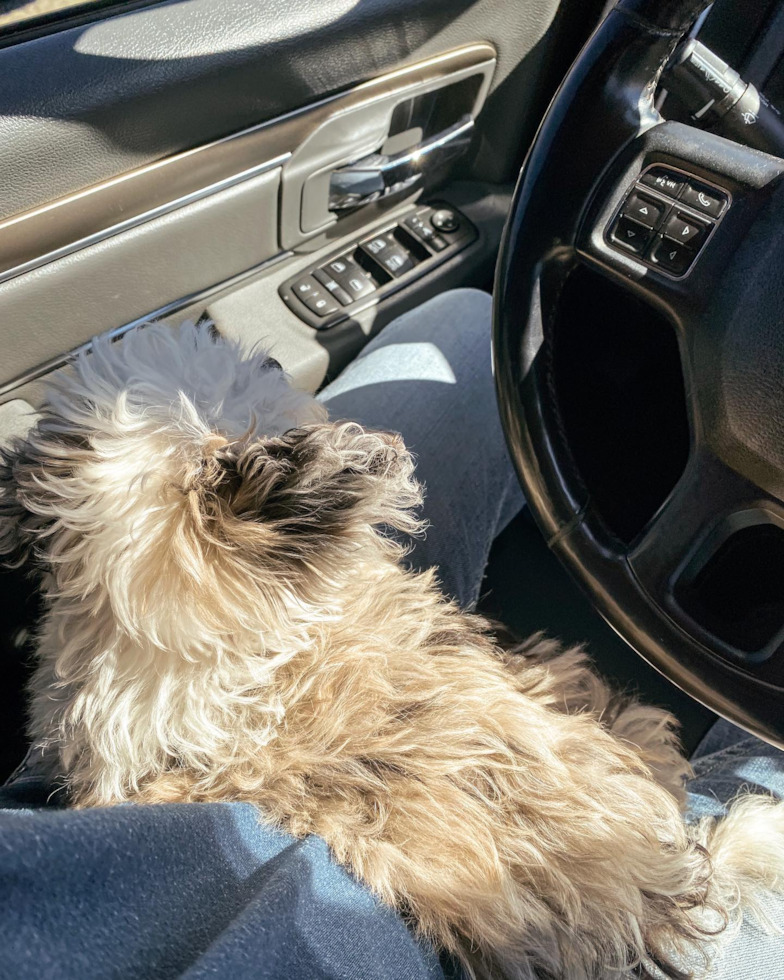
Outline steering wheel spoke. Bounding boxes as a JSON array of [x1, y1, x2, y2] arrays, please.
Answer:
[[627, 444, 784, 646]]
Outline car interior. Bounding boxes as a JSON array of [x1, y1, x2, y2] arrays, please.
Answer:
[[1, 0, 784, 792]]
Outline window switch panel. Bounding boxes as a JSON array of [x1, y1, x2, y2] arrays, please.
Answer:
[[279, 202, 477, 330]]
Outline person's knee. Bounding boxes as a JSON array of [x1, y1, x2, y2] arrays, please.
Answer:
[[360, 288, 493, 385], [369, 288, 490, 348]]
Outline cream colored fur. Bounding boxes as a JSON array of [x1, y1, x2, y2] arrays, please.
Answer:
[[1, 322, 783, 980]]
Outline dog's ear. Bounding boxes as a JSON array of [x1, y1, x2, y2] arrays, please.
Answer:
[[0, 440, 29, 563], [210, 421, 425, 564], [0, 430, 79, 569]]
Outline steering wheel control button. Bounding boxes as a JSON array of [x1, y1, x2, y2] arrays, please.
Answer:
[[322, 256, 376, 299], [430, 209, 460, 233], [312, 269, 352, 306], [640, 167, 686, 198], [680, 181, 727, 218], [663, 211, 710, 249], [621, 191, 667, 229], [611, 215, 652, 255], [649, 238, 695, 276]]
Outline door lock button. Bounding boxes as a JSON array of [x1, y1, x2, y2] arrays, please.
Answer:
[[663, 210, 710, 249], [405, 214, 435, 241], [292, 276, 320, 300], [621, 191, 667, 229], [611, 215, 653, 255]]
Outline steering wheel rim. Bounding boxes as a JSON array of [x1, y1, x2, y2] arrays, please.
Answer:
[[492, 0, 784, 747]]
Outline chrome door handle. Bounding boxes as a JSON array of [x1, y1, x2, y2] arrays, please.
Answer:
[[328, 114, 474, 212]]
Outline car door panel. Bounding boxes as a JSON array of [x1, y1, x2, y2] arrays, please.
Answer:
[[0, 45, 494, 286], [0, 167, 281, 397], [0, 44, 498, 396], [0, 0, 603, 402]]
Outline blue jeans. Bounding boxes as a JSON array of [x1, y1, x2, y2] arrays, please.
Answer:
[[0, 290, 780, 978]]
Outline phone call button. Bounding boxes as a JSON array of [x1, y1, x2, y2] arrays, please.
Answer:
[[680, 181, 727, 218]]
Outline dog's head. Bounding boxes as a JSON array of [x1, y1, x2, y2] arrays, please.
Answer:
[[0, 323, 422, 650]]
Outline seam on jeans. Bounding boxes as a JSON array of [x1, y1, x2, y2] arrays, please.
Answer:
[[472, 467, 521, 608], [690, 739, 762, 780]]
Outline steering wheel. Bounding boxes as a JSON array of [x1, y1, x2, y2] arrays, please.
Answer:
[[493, 0, 784, 747]]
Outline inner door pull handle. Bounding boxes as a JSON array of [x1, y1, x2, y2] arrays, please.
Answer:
[[328, 114, 474, 212]]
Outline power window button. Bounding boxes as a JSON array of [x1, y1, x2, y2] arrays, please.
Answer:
[[313, 268, 352, 305], [292, 276, 320, 300], [321, 256, 375, 300], [361, 233, 415, 277]]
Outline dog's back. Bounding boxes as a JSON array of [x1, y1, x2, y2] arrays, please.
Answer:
[[2, 322, 784, 980]]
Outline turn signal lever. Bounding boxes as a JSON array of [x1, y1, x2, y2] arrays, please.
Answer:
[[663, 39, 784, 157]]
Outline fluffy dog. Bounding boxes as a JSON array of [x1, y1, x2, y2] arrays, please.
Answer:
[[1, 322, 783, 980]]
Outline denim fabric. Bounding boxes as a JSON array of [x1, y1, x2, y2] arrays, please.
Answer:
[[0, 803, 444, 980], [1, 290, 782, 978], [320, 288, 524, 607], [688, 718, 784, 821]]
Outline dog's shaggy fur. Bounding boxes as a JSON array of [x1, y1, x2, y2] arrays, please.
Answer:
[[2, 323, 784, 979]]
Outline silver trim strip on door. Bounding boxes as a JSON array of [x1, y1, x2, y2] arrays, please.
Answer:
[[0, 154, 291, 286]]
